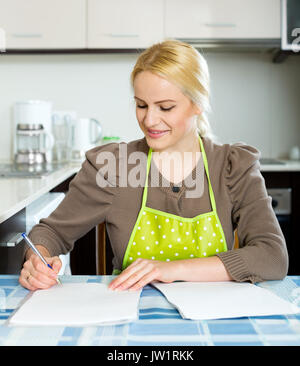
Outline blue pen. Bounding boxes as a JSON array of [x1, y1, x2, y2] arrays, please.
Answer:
[[21, 232, 62, 285]]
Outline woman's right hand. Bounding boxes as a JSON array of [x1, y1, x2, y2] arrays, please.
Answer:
[[19, 246, 62, 291]]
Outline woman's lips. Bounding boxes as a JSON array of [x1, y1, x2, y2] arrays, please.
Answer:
[[147, 129, 170, 139]]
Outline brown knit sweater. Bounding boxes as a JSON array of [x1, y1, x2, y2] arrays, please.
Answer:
[[28, 135, 288, 283]]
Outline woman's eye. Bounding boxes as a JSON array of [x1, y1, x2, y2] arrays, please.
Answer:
[[136, 104, 175, 111], [160, 106, 175, 112]]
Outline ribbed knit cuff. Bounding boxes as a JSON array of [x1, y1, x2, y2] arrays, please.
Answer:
[[216, 250, 262, 283], [26, 231, 63, 259]]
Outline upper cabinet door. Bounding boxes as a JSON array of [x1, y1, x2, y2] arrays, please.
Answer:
[[0, 0, 86, 49], [165, 0, 280, 39], [88, 0, 164, 48]]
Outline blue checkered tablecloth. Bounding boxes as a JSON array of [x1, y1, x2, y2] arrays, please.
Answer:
[[1, 275, 300, 346]]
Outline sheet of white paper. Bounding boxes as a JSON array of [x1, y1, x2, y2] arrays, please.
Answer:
[[9, 283, 142, 326], [152, 281, 300, 320]]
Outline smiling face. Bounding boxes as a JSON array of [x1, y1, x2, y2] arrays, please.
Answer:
[[133, 71, 201, 153]]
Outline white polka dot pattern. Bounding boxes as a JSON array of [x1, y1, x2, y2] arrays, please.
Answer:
[[122, 136, 228, 270], [124, 209, 227, 267]]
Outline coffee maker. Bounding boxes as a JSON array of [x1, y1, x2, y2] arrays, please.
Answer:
[[13, 100, 54, 164]]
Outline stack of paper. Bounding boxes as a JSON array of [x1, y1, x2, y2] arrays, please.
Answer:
[[9, 283, 141, 326], [152, 281, 300, 320]]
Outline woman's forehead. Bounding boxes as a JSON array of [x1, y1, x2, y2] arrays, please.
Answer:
[[133, 71, 184, 101]]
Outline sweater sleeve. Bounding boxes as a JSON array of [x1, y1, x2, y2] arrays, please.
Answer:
[[216, 143, 289, 283], [27, 143, 120, 258]]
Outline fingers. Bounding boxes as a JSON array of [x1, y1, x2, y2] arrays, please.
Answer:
[[50, 257, 62, 274], [20, 268, 55, 290], [19, 269, 36, 291], [109, 259, 147, 288], [19, 254, 61, 291], [108, 258, 147, 290], [128, 270, 159, 292], [109, 258, 160, 292]]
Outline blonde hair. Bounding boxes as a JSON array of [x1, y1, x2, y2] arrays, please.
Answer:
[[131, 39, 214, 139]]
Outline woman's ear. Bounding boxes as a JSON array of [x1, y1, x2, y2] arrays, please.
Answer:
[[194, 104, 202, 115]]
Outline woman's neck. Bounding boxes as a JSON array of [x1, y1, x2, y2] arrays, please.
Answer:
[[152, 130, 201, 185], [153, 128, 200, 156]]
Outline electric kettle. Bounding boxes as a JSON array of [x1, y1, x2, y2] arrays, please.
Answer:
[[71, 118, 102, 161]]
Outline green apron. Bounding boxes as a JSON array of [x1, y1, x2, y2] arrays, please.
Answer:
[[115, 136, 227, 275]]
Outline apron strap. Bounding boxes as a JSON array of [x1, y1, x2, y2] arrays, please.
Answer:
[[198, 136, 217, 213], [141, 147, 152, 208], [143, 136, 217, 213]]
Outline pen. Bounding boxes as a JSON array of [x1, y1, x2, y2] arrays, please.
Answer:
[[21, 232, 62, 285]]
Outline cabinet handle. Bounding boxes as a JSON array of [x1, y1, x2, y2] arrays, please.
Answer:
[[0, 232, 23, 247], [104, 33, 139, 38], [204, 23, 236, 28], [11, 33, 43, 38]]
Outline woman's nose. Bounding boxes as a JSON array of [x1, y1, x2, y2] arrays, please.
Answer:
[[143, 108, 158, 127]]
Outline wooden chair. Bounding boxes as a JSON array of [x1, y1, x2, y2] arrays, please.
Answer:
[[96, 223, 106, 274], [234, 229, 239, 249], [96, 223, 113, 275]]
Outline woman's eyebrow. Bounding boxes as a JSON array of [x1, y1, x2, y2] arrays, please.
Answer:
[[134, 96, 176, 104]]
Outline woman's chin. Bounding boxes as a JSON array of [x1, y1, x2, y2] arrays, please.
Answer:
[[144, 132, 171, 151], [145, 138, 166, 152]]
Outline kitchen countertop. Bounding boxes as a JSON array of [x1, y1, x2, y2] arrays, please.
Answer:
[[260, 160, 300, 172], [0, 162, 81, 224], [1, 159, 300, 225]]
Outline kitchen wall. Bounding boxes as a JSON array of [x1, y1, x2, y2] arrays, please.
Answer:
[[0, 50, 299, 161]]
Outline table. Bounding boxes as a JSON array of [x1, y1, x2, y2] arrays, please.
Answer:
[[1, 275, 300, 346]]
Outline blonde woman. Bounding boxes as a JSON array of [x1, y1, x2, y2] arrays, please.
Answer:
[[19, 40, 288, 292]]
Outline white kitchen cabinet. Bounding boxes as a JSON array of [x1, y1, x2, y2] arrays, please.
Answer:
[[165, 0, 280, 40], [88, 0, 164, 49], [0, 0, 86, 49]]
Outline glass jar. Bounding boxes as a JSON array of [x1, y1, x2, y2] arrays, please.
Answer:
[[15, 124, 53, 164]]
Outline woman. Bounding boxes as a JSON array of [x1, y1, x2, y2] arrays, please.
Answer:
[[19, 40, 288, 292]]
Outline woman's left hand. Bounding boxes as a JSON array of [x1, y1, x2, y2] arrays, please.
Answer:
[[108, 258, 177, 291]]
